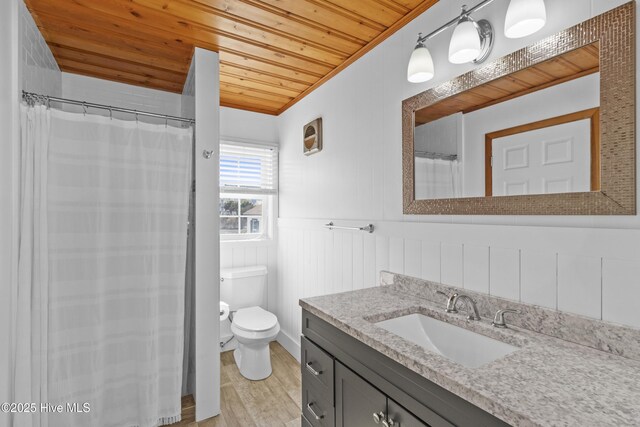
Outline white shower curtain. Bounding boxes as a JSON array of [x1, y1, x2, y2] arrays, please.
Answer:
[[414, 157, 462, 199], [15, 105, 193, 427], [14, 105, 51, 427]]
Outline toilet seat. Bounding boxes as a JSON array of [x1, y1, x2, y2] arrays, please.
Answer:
[[230, 306, 280, 380], [233, 306, 278, 332]]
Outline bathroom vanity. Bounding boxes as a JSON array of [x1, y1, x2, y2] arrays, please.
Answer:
[[300, 310, 509, 427], [299, 272, 640, 427]]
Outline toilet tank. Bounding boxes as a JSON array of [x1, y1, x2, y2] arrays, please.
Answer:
[[220, 265, 268, 311]]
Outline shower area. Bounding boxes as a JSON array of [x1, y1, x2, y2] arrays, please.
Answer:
[[16, 91, 194, 427], [3, 4, 222, 424], [413, 113, 463, 200]]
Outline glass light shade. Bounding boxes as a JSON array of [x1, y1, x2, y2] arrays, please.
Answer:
[[448, 19, 481, 64], [407, 44, 435, 83], [504, 0, 546, 38]]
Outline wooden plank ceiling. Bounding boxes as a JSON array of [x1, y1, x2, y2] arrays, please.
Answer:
[[25, 0, 439, 115], [415, 43, 600, 125]]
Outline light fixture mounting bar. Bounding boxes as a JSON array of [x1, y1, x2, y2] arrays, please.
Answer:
[[417, 0, 498, 43]]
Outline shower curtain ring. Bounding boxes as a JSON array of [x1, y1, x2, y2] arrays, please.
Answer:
[[165, 116, 168, 128], [82, 102, 87, 116], [109, 107, 113, 120]]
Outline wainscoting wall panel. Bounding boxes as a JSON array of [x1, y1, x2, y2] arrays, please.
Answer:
[[276, 218, 640, 359]]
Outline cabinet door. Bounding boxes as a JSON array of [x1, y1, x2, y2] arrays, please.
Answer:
[[335, 361, 387, 427], [387, 399, 429, 427]]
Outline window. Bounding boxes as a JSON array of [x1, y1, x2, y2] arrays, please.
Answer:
[[219, 142, 277, 240]]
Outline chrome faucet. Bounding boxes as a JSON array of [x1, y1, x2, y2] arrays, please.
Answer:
[[436, 291, 480, 321], [451, 294, 481, 321]]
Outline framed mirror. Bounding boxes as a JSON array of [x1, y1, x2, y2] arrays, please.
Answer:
[[402, 2, 635, 215]]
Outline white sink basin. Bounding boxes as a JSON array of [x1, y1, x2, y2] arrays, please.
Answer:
[[375, 313, 518, 368]]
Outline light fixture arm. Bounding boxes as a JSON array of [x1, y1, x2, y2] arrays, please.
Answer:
[[416, 0, 497, 44]]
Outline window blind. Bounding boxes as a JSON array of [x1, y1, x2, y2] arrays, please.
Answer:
[[219, 142, 278, 195]]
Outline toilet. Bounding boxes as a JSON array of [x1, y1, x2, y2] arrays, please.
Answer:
[[220, 265, 280, 381]]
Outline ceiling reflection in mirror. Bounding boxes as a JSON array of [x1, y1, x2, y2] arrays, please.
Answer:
[[414, 43, 600, 200]]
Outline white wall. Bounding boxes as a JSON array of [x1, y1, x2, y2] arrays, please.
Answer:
[[191, 48, 221, 422], [221, 107, 279, 144], [19, 0, 61, 96], [62, 73, 182, 119], [0, 2, 20, 424], [414, 113, 460, 156], [1, 1, 62, 422], [275, 0, 640, 357], [218, 107, 279, 352], [217, 106, 279, 294]]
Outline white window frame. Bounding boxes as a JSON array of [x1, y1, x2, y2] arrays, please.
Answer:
[[219, 139, 278, 242]]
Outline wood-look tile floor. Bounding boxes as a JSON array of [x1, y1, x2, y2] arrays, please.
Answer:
[[176, 342, 301, 427]]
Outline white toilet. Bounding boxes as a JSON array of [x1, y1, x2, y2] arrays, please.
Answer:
[[220, 265, 280, 381]]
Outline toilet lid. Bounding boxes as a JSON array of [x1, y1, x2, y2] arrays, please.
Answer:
[[233, 306, 278, 332]]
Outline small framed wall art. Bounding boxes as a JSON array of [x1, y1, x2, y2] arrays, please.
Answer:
[[303, 118, 322, 155]]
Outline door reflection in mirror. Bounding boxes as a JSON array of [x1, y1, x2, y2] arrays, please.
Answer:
[[413, 43, 600, 200]]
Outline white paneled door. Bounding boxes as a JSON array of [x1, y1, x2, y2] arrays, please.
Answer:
[[492, 119, 591, 196]]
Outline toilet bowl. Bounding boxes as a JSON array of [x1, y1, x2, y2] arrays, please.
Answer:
[[231, 306, 280, 380], [221, 265, 279, 380]]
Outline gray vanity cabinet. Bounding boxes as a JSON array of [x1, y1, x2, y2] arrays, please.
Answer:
[[301, 309, 511, 427], [336, 361, 426, 427], [387, 399, 428, 427]]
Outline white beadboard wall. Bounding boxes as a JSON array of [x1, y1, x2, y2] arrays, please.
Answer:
[[277, 219, 640, 357], [275, 0, 640, 358]]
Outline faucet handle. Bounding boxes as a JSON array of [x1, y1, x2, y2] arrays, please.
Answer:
[[435, 290, 458, 313], [492, 309, 519, 328]]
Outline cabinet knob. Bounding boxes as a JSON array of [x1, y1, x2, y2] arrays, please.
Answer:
[[382, 418, 395, 427], [373, 411, 385, 424]]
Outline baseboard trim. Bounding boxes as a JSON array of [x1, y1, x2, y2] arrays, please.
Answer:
[[277, 330, 300, 362]]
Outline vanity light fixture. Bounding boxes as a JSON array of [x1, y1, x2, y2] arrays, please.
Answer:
[[448, 7, 493, 65], [407, 35, 435, 83], [407, 0, 546, 83]]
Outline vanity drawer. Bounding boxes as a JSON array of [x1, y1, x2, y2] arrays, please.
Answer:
[[302, 380, 334, 427], [301, 415, 313, 427], [301, 336, 334, 402]]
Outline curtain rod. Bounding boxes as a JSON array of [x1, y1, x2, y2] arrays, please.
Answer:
[[22, 90, 195, 125], [415, 150, 458, 161]]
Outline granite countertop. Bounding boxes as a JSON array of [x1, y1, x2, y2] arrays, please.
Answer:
[[300, 284, 640, 427]]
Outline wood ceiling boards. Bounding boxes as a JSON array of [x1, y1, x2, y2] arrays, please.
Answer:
[[25, 0, 439, 115]]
